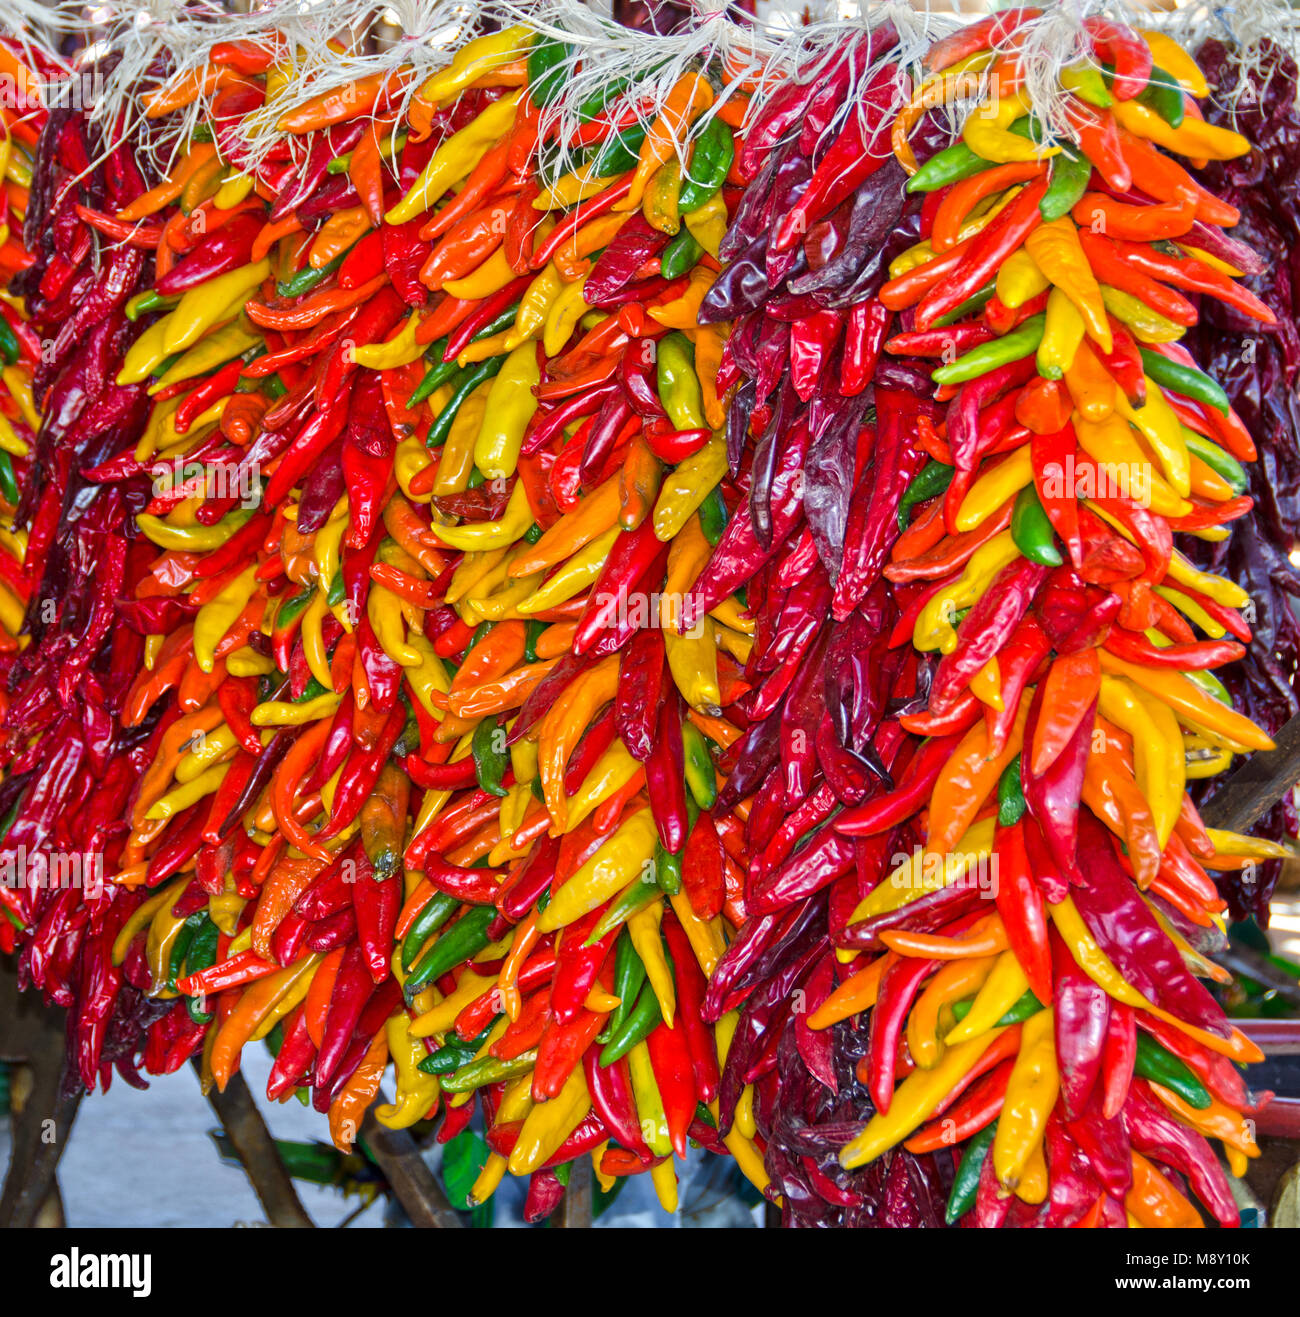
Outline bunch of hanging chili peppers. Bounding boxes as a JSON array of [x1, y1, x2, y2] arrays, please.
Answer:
[[0, 3, 1291, 1229], [0, 36, 42, 701], [1, 17, 777, 1218], [1183, 38, 1300, 925], [693, 8, 1282, 1228]]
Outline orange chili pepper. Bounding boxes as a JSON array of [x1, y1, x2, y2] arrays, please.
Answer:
[[931, 161, 1044, 252], [270, 718, 334, 861], [118, 143, 219, 221], [304, 947, 346, 1047], [615, 74, 715, 213], [880, 913, 1008, 960]]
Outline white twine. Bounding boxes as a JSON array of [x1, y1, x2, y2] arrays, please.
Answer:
[[17, 0, 1300, 193]]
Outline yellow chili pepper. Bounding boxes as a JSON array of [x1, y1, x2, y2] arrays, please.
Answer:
[[684, 192, 727, 258], [944, 949, 1030, 1044], [1139, 31, 1210, 97], [354, 312, 422, 370], [652, 434, 726, 541], [628, 901, 675, 1027], [194, 564, 258, 672], [668, 890, 726, 977], [534, 165, 618, 211], [425, 479, 533, 551], [1115, 384, 1189, 496], [953, 447, 1034, 533], [473, 343, 540, 479], [996, 247, 1050, 308], [387, 91, 524, 225], [840, 1031, 1006, 1168], [416, 27, 532, 106], [1112, 99, 1250, 161], [963, 92, 1060, 163], [542, 278, 592, 358], [507, 1066, 591, 1176], [628, 1038, 673, 1156], [992, 1008, 1058, 1193], [642, 158, 682, 235], [1025, 217, 1111, 352], [113, 876, 188, 966], [145, 761, 230, 822], [537, 809, 658, 932], [517, 527, 618, 615], [1037, 287, 1085, 379], [375, 1012, 441, 1129], [1099, 285, 1185, 342], [163, 260, 271, 355]]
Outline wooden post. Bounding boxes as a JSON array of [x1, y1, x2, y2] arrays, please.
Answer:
[[0, 957, 80, 1228], [1199, 710, 1300, 833], [360, 1100, 463, 1228], [194, 1061, 314, 1228], [558, 1154, 593, 1227]]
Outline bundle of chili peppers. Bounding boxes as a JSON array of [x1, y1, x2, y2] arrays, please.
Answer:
[[0, 2, 1292, 1229], [1, 12, 777, 1218], [697, 8, 1283, 1228], [1184, 37, 1300, 924]]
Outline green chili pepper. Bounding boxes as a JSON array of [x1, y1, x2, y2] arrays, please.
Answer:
[[656, 332, 706, 431], [681, 722, 717, 808], [576, 65, 666, 120], [418, 1020, 495, 1074], [0, 315, 19, 365], [677, 118, 734, 214], [528, 37, 571, 107], [151, 352, 184, 379], [443, 1050, 537, 1093], [472, 715, 509, 798], [326, 569, 346, 607], [653, 844, 683, 896], [933, 281, 996, 327], [127, 289, 179, 322], [409, 311, 519, 408], [276, 247, 348, 299], [404, 905, 497, 998], [906, 142, 995, 194], [1185, 666, 1232, 707], [598, 976, 663, 1065], [599, 929, 647, 1043], [1138, 347, 1230, 416], [183, 917, 220, 1024], [426, 354, 506, 449], [1133, 1032, 1212, 1108], [523, 522, 543, 545], [951, 990, 1043, 1027], [933, 313, 1046, 386], [589, 869, 663, 943], [945, 1119, 997, 1224], [1135, 66, 1184, 127], [1011, 484, 1063, 565], [698, 485, 729, 546], [0, 450, 17, 506], [523, 619, 547, 664], [165, 912, 207, 995], [898, 459, 953, 530], [401, 891, 461, 971], [997, 754, 1026, 827], [588, 122, 648, 178], [1065, 65, 1113, 108], [660, 226, 704, 281]]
